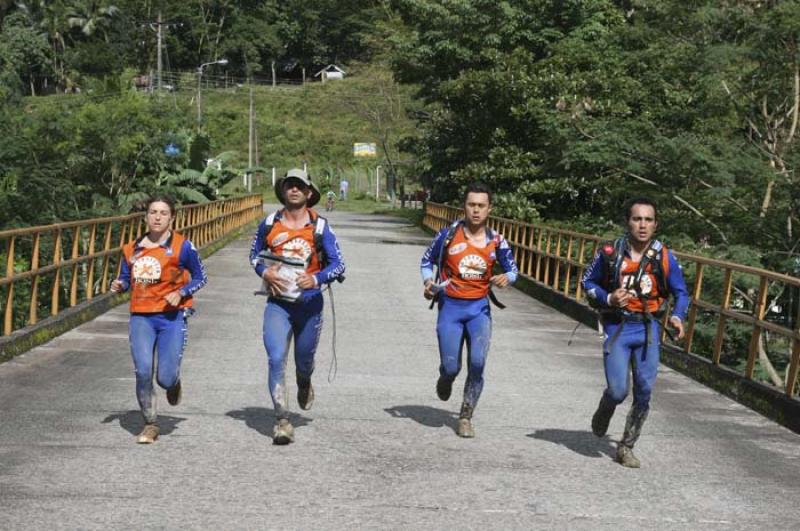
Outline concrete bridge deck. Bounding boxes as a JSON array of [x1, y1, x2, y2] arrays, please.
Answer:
[[1, 209, 798, 530]]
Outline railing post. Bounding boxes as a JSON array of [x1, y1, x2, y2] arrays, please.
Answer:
[[4, 236, 16, 335], [29, 233, 41, 325], [86, 223, 97, 300], [683, 262, 704, 354], [100, 222, 114, 293], [51, 229, 62, 316], [575, 238, 589, 301], [69, 226, 80, 307], [712, 269, 733, 365], [553, 233, 562, 293]]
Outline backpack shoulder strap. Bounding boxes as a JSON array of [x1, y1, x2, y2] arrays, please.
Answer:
[[434, 221, 461, 281], [262, 211, 279, 245], [314, 215, 327, 236], [488, 227, 502, 246], [632, 239, 665, 296], [312, 213, 328, 266]]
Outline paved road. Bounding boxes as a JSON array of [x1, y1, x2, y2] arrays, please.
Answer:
[[1, 208, 799, 530]]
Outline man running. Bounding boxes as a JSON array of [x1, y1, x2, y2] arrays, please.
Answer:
[[420, 182, 519, 438], [249, 169, 345, 444], [582, 196, 689, 468]]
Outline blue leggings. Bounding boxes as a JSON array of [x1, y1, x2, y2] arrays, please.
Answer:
[[262, 295, 324, 419], [436, 295, 492, 409], [602, 319, 661, 411], [129, 311, 187, 423]]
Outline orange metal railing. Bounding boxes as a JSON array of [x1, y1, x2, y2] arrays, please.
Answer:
[[1, 195, 263, 337], [424, 202, 800, 398]]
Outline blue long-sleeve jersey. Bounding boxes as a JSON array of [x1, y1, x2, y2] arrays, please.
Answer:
[[581, 239, 689, 322], [249, 211, 345, 299], [420, 221, 519, 285], [116, 237, 208, 298]]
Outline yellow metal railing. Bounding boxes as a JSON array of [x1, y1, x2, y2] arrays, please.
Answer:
[[1, 195, 263, 336], [424, 202, 800, 398]]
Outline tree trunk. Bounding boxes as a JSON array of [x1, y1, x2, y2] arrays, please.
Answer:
[[758, 334, 784, 388]]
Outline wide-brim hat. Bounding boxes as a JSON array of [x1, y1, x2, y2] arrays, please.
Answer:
[[274, 168, 320, 208]]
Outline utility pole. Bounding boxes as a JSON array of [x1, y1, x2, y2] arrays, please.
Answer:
[[156, 11, 162, 91], [142, 12, 182, 93], [376, 165, 381, 201], [247, 79, 254, 188], [271, 61, 276, 89], [196, 59, 228, 127], [248, 80, 254, 168]]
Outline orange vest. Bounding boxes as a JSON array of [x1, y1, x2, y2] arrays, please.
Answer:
[[123, 232, 192, 313], [619, 252, 670, 313], [265, 211, 322, 275], [442, 227, 497, 299]]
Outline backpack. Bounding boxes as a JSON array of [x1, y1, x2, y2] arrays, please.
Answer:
[[263, 210, 330, 269], [589, 237, 668, 313], [430, 220, 505, 309]]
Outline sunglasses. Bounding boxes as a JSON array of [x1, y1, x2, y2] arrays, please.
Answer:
[[283, 179, 309, 191]]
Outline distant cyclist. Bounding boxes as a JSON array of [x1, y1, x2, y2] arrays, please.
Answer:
[[325, 190, 336, 212]]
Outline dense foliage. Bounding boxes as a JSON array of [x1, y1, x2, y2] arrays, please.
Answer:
[[391, 0, 800, 274], [0, 0, 395, 228]]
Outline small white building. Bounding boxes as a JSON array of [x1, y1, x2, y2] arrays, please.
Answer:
[[314, 64, 346, 83]]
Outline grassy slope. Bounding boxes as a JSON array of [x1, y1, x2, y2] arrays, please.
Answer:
[[201, 66, 417, 201]]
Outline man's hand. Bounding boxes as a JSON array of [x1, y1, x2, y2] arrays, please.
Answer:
[[669, 316, 685, 340], [263, 263, 288, 297], [164, 290, 182, 307], [609, 288, 632, 308], [296, 272, 317, 290], [490, 274, 509, 288], [110, 279, 124, 293], [423, 279, 435, 300]]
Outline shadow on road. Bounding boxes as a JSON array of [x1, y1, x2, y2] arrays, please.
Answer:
[[101, 410, 186, 436], [527, 428, 616, 459], [225, 407, 312, 438], [384, 404, 459, 431]]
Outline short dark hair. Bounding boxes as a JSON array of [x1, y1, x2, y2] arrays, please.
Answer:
[[463, 182, 492, 204], [145, 193, 176, 216], [624, 196, 658, 221]]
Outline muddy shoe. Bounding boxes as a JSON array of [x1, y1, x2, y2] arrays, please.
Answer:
[[436, 376, 453, 401], [297, 383, 315, 411], [136, 423, 159, 444], [456, 417, 475, 438], [273, 419, 295, 445], [616, 444, 640, 468], [166, 380, 182, 406]]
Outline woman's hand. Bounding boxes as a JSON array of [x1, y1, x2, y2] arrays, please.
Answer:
[[110, 279, 124, 293], [490, 274, 509, 288]]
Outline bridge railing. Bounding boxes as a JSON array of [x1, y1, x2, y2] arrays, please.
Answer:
[[0, 195, 263, 337], [424, 202, 800, 398]]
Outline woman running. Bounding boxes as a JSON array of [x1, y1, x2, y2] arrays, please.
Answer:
[[111, 194, 208, 444]]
